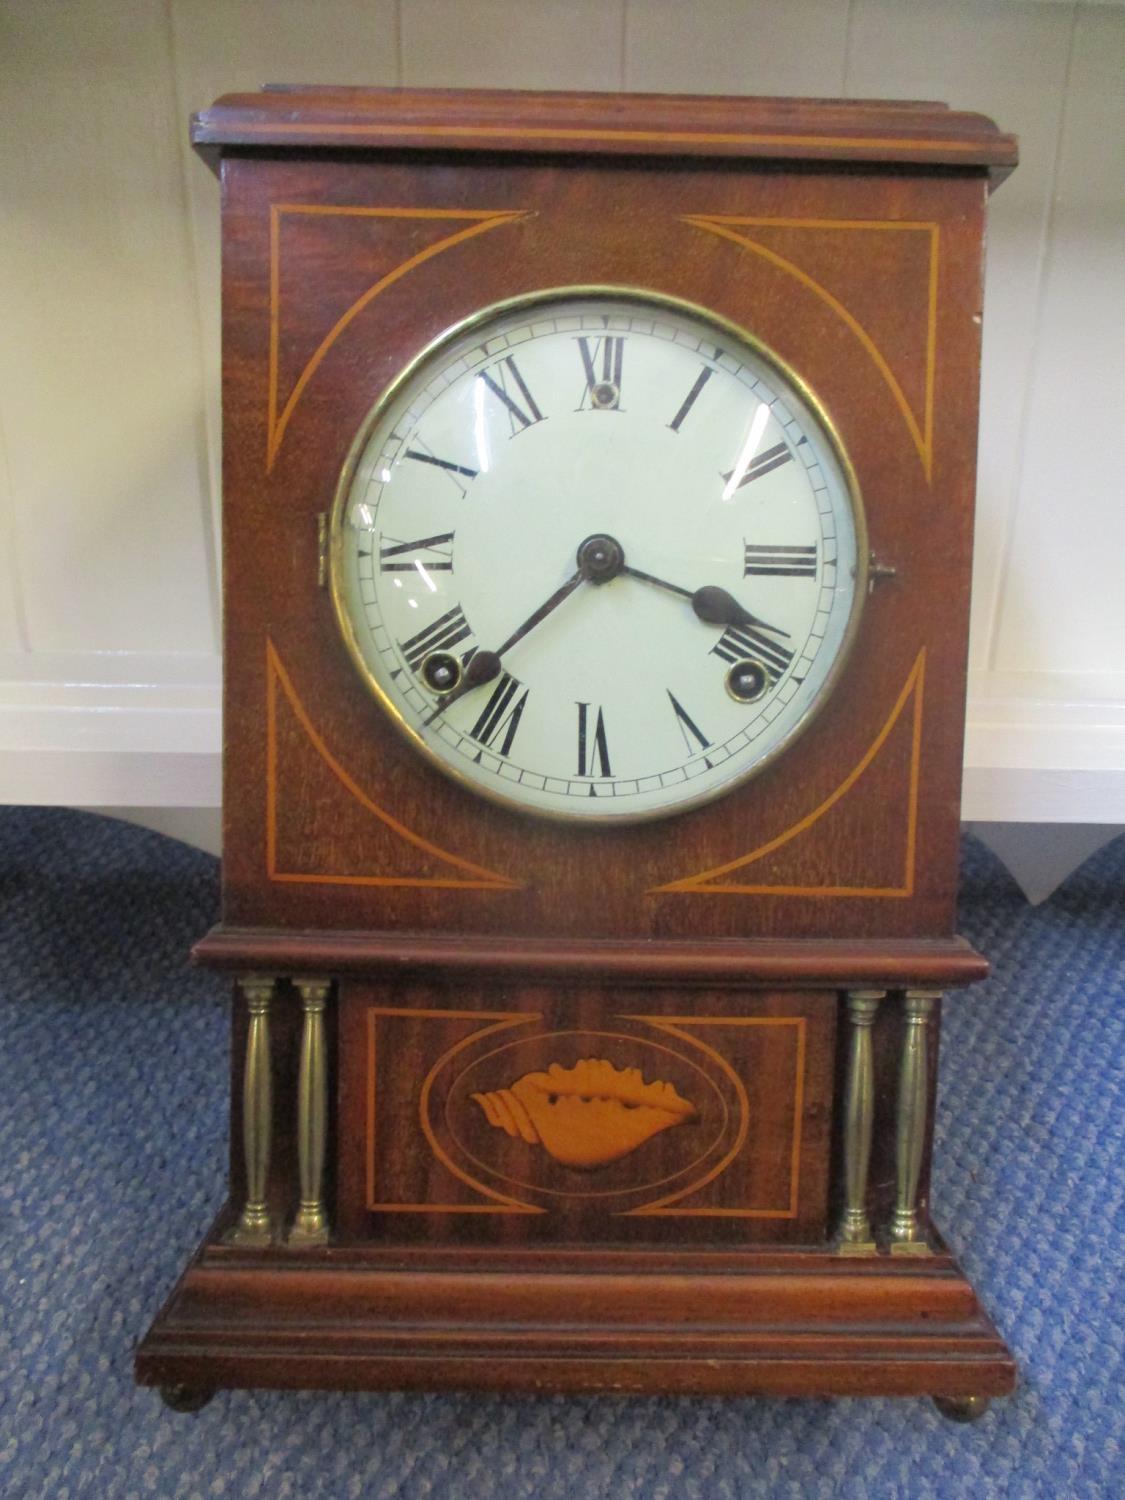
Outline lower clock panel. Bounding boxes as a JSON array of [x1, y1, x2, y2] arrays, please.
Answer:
[[335, 984, 835, 1245], [137, 955, 1016, 1403]]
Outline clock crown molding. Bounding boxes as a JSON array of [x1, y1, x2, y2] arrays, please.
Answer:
[[190, 87, 1018, 186]]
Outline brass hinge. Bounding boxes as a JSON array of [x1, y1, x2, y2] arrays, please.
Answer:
[[317, 512, 328, 588]]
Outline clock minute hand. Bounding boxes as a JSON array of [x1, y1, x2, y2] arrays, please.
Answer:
[[490, 566, 585, 660], [423, 567, 585, 726], [621, 565, 790, 639]]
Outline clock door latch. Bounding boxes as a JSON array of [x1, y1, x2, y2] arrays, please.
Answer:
[[868, 553, 897, 591]]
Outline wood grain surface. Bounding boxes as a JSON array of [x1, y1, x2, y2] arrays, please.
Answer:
[[135, 1227, 1016, 1397], [191, 87, 1017, 182], [332, 983, 834, 1244], [193, 927, 989, 985]]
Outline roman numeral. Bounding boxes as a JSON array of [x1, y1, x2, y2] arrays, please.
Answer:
[[403, 449, 477, 479], [479, 357, 544, 436], [576, 335, 625, 410], [576, 702, 612, 776], [668, 365, 714, 432], [399, 603, 473, 673], [722, 439, 794, 490], [711, 624, 794, 683], [667, 690, 711, 755], [403, 440, 477, 496], [379, 532, 455, 573], [744, 542, 817, 578], [470, 673, 529, 757]]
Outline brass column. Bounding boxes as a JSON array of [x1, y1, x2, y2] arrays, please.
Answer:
[[228, 974, 276, 1246], [890, 989, 938, 1254], [288, 976, 331, 1246], [838, 989, 884, 1254]]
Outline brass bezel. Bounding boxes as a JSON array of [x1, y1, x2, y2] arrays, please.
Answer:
[[328, 285, 869, 826]]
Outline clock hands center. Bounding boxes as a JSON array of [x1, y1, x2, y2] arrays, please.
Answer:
[[576, 540, 788, 637], [620, 564, 791, 639], [422, 535, 788, 729], [421, 535, 622, 726], [423, 561, 590, 726]]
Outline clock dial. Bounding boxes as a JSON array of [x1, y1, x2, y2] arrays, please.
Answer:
[[331, 290, 865, 822]]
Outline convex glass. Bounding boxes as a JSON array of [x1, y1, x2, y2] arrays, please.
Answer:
[[331, 290, 865, 822]]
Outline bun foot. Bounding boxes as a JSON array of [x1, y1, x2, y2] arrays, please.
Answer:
[[933, 1394, 991, 1423], [159, 1384, 214, 1414]]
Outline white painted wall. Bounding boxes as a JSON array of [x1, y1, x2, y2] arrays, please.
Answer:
[[1, 0, 1123, 832]]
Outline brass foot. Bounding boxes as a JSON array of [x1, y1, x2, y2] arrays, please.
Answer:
[[224, 1213, 274, 1248], [933, 1395, 991, 1423], [287, 1218, 330, 1248], [159, 1384, 215, 1414], [836, 1238, 878, 1257]]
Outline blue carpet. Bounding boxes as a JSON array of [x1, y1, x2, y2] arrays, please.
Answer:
[[1, 807, 1122, 1499]]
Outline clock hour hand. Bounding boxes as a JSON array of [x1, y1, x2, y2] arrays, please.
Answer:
[[621, 566, 790, 639], [423, 567, 585, 725]]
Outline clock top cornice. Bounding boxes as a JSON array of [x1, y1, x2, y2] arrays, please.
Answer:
[[191, 86, 1017, 186]]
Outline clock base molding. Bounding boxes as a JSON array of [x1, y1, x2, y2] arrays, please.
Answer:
[[135, 1225, 1015, 1402]]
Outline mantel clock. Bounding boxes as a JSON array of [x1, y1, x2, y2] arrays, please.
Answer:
[[136, 87, 1019, 1419]]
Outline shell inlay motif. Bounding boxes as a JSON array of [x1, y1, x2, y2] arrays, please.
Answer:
[[471, 1058, 697, 1169]]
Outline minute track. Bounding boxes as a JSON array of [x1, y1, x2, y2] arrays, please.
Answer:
[[434, 649, 826, 802]]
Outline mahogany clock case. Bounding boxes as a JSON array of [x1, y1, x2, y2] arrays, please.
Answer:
[[213, 102, 1007, 945], [135, 90, 1018, 1407]]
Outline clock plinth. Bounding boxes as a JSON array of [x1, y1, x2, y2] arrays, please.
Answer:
[[137, 88, 1017, 1411], [136, 1234, 1014, 1402]]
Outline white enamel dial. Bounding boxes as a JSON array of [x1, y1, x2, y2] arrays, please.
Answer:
[[331, 290, 865, 823]]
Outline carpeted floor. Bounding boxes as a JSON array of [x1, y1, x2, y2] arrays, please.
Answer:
[[1, 806, 1121, 1499]]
